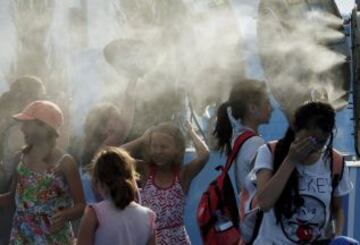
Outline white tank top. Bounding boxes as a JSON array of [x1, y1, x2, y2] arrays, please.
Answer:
[[91, 200, 156, 245]]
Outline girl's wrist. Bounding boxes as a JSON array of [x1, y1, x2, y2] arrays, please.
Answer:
[[283, 156, 298, 168], [189, 129, 201, 140]]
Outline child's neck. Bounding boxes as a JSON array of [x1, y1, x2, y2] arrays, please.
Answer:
[[28, 143, 54, 162], [242, 118, 259, 134], [153, 164, 178, 189], [155, 164, 176, 174]]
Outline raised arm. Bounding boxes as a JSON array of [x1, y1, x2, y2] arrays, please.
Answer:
[[181, 121, 210, 194], [256, 161, 295, 212], [121, 126, 153, 155], [104, 79, 138, 146], [257, 137, 314, 212]]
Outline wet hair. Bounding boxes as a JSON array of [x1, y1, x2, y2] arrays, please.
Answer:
[[273, 101, 335, 224], [0, 76, 45, 112], [213, 79, 267, 155], [92, 147, 137, 209], [81, 103, 121, 166], [0, 76, 46, 160], [149, 122, 186, 167], [0, 76, 45, 125], [9, 76, 46, 100]]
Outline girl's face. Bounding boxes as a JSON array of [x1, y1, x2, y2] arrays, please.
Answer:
[[21, 120, 50, 145], [251, 95, 273, 124], [295, 127, 330, 163], [150, 132, 180, 167]]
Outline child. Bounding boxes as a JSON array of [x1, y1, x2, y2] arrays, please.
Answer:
[[77, 147, 156, 245], [123, 121, 210, 244], [254, 101, 353, 244], [70, 79, 137, 203], [0, 100, 85, 244], [0, 76, 46, 242], [214, 79, 272, 210]]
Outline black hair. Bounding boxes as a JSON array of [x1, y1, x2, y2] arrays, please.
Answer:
[[273, 101, 335, 223]]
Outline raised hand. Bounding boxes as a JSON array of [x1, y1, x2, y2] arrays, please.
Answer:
[[287, 136, 317, 164]]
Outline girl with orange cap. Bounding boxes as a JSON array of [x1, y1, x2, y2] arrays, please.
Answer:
[[0, 76, 47, 244], [0, 100, 85, 244]]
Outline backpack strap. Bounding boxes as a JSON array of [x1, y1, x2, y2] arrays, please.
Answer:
[[331, 149, 345, 194], [224, 131, 256, 173], [329, 149, 345, 232], [267, 140, 278, 155]]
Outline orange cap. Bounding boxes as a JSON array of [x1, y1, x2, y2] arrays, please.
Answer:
[[13, 100, 64, 135]]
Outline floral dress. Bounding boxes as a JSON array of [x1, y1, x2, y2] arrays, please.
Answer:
[[10, 155, 75, 245]]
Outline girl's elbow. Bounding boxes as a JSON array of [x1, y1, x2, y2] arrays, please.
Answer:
[[200, 151, 210, 163], [257, 193, 272, 212], [79, 202, 86, 211], [258, 202, 271, 212], [75, 202, 86, 216]]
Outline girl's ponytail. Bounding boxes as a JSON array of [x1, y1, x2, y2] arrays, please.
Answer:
[[213, 102, 233, 155]]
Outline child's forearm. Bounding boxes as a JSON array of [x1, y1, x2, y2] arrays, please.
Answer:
[[257, 157, 296, 211], [62, 203, 85, 221], [0, 191, 13, 208], [121, 137, 144, 154], [121, 127, 152, 155], [189, 129, 209, 161], [119, 80, 137, 138], [334, 208, 344, 235]]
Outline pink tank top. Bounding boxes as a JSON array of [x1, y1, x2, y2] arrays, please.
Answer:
[[91, 200, 155, 245], [140, 166, 191, 245]]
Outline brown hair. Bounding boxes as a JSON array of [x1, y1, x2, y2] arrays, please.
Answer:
[[92, 147, 137, 209], [214, 79, 268, 155], [149, 122, 186, 167]]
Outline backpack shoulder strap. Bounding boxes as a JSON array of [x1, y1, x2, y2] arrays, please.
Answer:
[[266, 140, 278, 155], [224, 131, 256, 173], [331, 149, 345, 191]]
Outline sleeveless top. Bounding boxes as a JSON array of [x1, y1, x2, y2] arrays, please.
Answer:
[[140, 166, 191, 244], [91, 200, 155, 245], [10, 154, 75, 245]]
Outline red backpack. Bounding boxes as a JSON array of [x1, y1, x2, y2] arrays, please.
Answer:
[[197, 131, 255, 245]]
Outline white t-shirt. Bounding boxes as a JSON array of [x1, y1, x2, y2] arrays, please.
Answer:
[[233, 131, 265, 192], [232, 130, 265, 216], [253, 144, 353, 245]]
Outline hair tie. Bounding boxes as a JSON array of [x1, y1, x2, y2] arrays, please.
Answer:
[[226, 106, 243, 133]]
